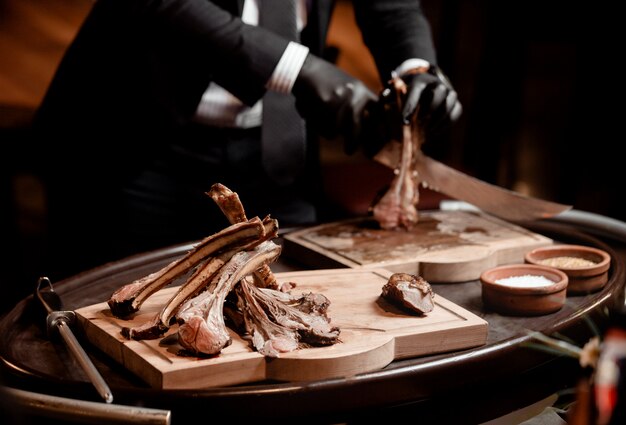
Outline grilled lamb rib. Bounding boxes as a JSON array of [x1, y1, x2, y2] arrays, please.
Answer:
[[371, 77, 422, 230], [108, 217, 267, 318], [176, 241, 282, 356], [207, 183, 279, 290], [122, 218, 279, 340]]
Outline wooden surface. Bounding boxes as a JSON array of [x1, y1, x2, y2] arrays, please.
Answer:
[[1, 216, 624, 424], [284, 210, 554, 282], [75, 268, 487, 389]]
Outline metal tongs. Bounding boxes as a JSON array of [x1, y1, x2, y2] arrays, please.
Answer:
[[35, 276, 114, 403]]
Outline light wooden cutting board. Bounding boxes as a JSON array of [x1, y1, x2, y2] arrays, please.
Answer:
[[76, 268, 488, 390], [283, 210, 553, 282]]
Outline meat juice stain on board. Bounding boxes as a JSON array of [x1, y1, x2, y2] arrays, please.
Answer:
[[303, 216, 485, 264]]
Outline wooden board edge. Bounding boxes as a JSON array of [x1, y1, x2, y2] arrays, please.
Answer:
[[75, 268, 490, 390], [265, 332, 396, 382], [282, 233, 361, 269], [391, 295, 488, 358], [283, 213, 555, 283], [76, 311, 164, 389], [160, 355, 267, 389]]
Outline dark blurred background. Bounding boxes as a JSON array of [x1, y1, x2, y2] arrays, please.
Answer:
[[1, 0, 624, 313]]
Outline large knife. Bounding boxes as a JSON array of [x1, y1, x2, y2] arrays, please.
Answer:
[[373, 140, 571, 221]]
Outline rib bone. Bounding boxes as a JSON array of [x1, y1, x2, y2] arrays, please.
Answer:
[[176, 241, 282, 356], [107, 217, 266, 318], [121, 218, 279, 340], [207, 183, 279, 289]]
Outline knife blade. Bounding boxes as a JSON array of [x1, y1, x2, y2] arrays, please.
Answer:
[[35, 276, 114, 404], [373, 140, 571, 221]]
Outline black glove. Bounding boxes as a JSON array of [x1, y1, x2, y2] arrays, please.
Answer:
[[292, 54, 378, 154], [400, 65, 462, 133], [359, 66, 463, 158]]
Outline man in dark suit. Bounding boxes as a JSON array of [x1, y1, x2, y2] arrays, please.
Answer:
[[32, 0, 461, 280]]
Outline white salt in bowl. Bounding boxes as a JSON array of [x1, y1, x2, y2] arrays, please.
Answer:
[[524, 244, 611, 295], [480, 264, 568, 316]]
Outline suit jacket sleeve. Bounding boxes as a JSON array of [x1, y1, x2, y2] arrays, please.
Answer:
[[36, 0, 290, 134], [32, 0, 296, 184], [133, 0, 289, 106], [139, 0, 288, 104], [352, 0, 438, 82]]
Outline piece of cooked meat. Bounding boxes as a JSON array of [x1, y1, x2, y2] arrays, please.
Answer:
[[120, 218, 279, 340], [234, 281, 340, 357], [371, 77, 421, 230], [106, 183, 342, 359], [381, 272, 435, 314], [371, 122, 420, 230], [175, 241, 282, 356], [108, 217, 267, 318], [207, 183, 279, 290]]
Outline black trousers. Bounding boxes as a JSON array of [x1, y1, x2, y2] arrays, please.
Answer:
[[42, 124, 318, 281], [122, 124, 317, 250]]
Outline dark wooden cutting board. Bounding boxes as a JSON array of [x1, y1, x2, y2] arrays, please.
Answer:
[[75, 268, 488, 390], [283, 210, 553, 282]]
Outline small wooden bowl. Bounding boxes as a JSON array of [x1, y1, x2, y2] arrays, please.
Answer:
[[480, 264, 568, 316], [524, 244, 611, 294]]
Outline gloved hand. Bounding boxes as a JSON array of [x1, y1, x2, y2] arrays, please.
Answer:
[[358, 65, 463, 158], [292, 53, 378, 154], [400, 66, 462, 132]]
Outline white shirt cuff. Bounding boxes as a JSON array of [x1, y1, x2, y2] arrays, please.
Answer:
[[266, 41, 310, 94], [393, 58, 431, 78]]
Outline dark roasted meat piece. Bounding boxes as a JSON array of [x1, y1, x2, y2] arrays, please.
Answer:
[[381, 272, 435, 314], [234, 279, 340, 357]]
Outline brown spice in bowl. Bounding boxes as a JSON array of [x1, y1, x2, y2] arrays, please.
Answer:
[[524, 244, 611, 294], [538, 256, 597, 268]]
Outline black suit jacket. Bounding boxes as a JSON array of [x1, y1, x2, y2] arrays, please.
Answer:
[[33, 0, 436, 181]]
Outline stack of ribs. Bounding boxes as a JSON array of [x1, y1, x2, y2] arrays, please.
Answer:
[[107, 183, 340, 358], [371, 77, 423, 231]]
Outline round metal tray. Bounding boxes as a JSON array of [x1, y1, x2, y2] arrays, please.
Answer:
[[1, 212, 625, 424]]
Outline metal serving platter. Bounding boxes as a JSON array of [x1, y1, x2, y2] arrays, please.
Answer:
[[1, 214, 624, 424]]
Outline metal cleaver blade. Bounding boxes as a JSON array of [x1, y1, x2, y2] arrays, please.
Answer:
[[373, 141, 572, 222]]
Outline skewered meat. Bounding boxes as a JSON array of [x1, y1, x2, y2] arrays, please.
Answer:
[[371, 77, 421, 230], [108, 217, 267, 318], [381, 273, 435, 314]]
